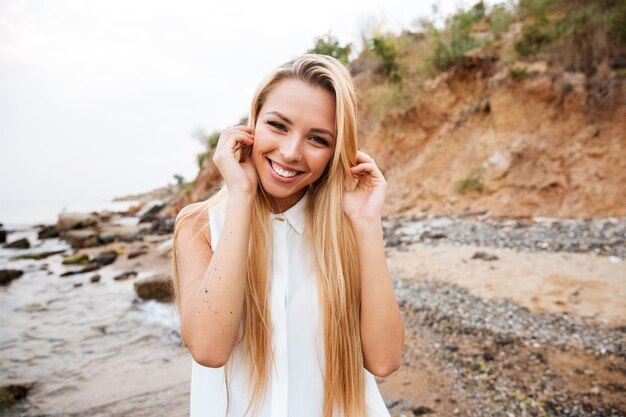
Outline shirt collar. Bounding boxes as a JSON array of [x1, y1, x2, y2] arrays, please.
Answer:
[[270, 190, 309, 235]]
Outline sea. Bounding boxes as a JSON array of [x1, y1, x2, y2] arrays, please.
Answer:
[[0, 198, 141, 229], [0, 196, 190, 416]]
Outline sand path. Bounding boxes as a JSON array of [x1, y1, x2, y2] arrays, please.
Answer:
[[386, 242, 626, 328]]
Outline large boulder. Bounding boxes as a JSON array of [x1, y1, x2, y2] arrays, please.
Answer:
[[92, 250, 118, 266], [3, 238, 30, 249], [138, 201, 168, 223], [97, 210, 116, 222], [56, 212, 99, 231], [37, 225, 59, 239], [0, 382, 34, 408], [98, 224, 151, 243], [60, 229, 99, 249], [148, 216, 175, 235], [134, 273, 172, 302], [0, 269, 23, 286]]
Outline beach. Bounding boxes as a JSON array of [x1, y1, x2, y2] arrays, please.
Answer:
[[1, 203, 624, 416]]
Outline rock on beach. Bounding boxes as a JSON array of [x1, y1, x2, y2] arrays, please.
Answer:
[[134, 273, 173, 302], [0, 269, 23, 286]]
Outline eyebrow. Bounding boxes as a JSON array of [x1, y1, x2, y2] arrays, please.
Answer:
[[265, 111, 335, 140]]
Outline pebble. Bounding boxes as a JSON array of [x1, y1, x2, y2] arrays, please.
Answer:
[[383, 216, 626, 258], [388, 277, 626, 417]]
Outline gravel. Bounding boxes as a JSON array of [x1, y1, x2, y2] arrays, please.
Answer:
[[389, 277, 626, 417], [383, 215, 626, 258]]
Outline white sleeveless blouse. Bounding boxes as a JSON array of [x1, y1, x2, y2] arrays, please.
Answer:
[[189, 191, 391, 417]]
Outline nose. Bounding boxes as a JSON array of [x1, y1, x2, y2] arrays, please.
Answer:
[[278, 133, 303, 162]]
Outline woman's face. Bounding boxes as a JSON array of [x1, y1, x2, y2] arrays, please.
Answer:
[[252, 78, 336, 212]]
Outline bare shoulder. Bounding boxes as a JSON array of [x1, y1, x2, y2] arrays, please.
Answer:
[[175, 202, 212, 248]]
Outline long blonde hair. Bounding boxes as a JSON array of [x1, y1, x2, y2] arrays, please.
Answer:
[[171, 53, 365, 417]]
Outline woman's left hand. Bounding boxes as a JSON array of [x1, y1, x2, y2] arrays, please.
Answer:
[[342, 150, 387, 222]]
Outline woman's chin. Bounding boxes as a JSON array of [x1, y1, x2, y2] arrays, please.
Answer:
[[258, 180, 306, 201]]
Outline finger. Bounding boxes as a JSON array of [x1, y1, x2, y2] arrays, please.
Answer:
[[356, 150, 374, 163], [216, 136, 253, 157], [225, 133, 254, 149], [231, 130, 254, 139], [230, 124, 253, 131], [350, 162, 380, 176], [222, 128, 254, 141]]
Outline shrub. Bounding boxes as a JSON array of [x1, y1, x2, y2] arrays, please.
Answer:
[[308, 32, 352, 65], [514, 0, 626, 75], [510, 67, 529, 78], [173, 174, 185, 186], [191, 129, 220, 168], [192, 128, 220, 150], [430, 1, 487, 70], [369, 34, 401, 82], [455, 165, 485, 193], [196, 151, 209, 169], [515, 8, 566, 56], [490, 4, 516, 37]]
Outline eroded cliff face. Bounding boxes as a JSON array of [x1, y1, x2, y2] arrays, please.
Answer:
[[357, 57, 626, 219]]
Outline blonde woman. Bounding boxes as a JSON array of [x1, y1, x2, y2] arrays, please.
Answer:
[[172, 53, 404, 417]]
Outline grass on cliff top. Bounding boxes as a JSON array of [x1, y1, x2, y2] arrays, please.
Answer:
[[351, 0, 625, 123]]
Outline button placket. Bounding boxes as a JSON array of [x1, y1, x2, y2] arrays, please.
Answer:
[[270, 216, 289, 417]]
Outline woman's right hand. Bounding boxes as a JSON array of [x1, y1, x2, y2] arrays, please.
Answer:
[[212, 125, 258, 196]]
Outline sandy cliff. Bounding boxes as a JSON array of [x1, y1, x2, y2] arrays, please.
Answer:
[[357, 56, 626, 218]]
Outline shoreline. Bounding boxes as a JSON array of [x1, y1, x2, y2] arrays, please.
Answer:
[[1, 204, 624, 416]]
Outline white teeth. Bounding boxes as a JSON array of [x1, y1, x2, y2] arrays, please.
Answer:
[[270, 160, 298, 178]]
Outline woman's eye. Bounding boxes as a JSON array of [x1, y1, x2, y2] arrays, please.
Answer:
[[268, 121, 286, 130], [310, 136, 330, 147]]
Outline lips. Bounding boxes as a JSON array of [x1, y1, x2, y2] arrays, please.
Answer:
[[267, 158, 303, 178]]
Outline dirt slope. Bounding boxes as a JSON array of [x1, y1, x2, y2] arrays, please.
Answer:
[[356, 56, 626, 219]]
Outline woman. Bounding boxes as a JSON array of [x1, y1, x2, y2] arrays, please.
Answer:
[[172, 53, 404, 417]]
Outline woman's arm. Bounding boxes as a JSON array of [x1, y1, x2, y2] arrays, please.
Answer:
[[176, 125, 257, 368], [176, 194, 254, 367], [353, 219, 404, 377]]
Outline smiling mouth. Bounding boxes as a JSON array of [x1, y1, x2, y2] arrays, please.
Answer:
[[267, 158, 303, 178]]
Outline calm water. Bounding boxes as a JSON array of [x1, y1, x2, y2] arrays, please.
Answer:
[[0, 198, 141, 228], [0, 204, 190, 416]]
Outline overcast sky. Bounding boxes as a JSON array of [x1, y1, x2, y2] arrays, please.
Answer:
[[0, 0, 484, 202]]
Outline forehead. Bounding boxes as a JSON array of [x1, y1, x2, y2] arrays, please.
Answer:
[[261, 79, 336, 132]]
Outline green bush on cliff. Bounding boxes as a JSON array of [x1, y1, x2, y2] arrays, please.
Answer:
[[174, 174, 195, 191], [515, 0, 626, 74], [430, 1, 487, 70], [369, 34, 401, 82], [455, 165, 485, 193], [192, 128, 220, 168], [515, 0, 566, 56], [308, 32, 352, 65], [511, 67, 529, 78], [490, 4, 516, 37], [196, 151, 208, 169]]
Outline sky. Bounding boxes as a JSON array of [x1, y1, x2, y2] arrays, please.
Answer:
[[0, 0, 486, 203]]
